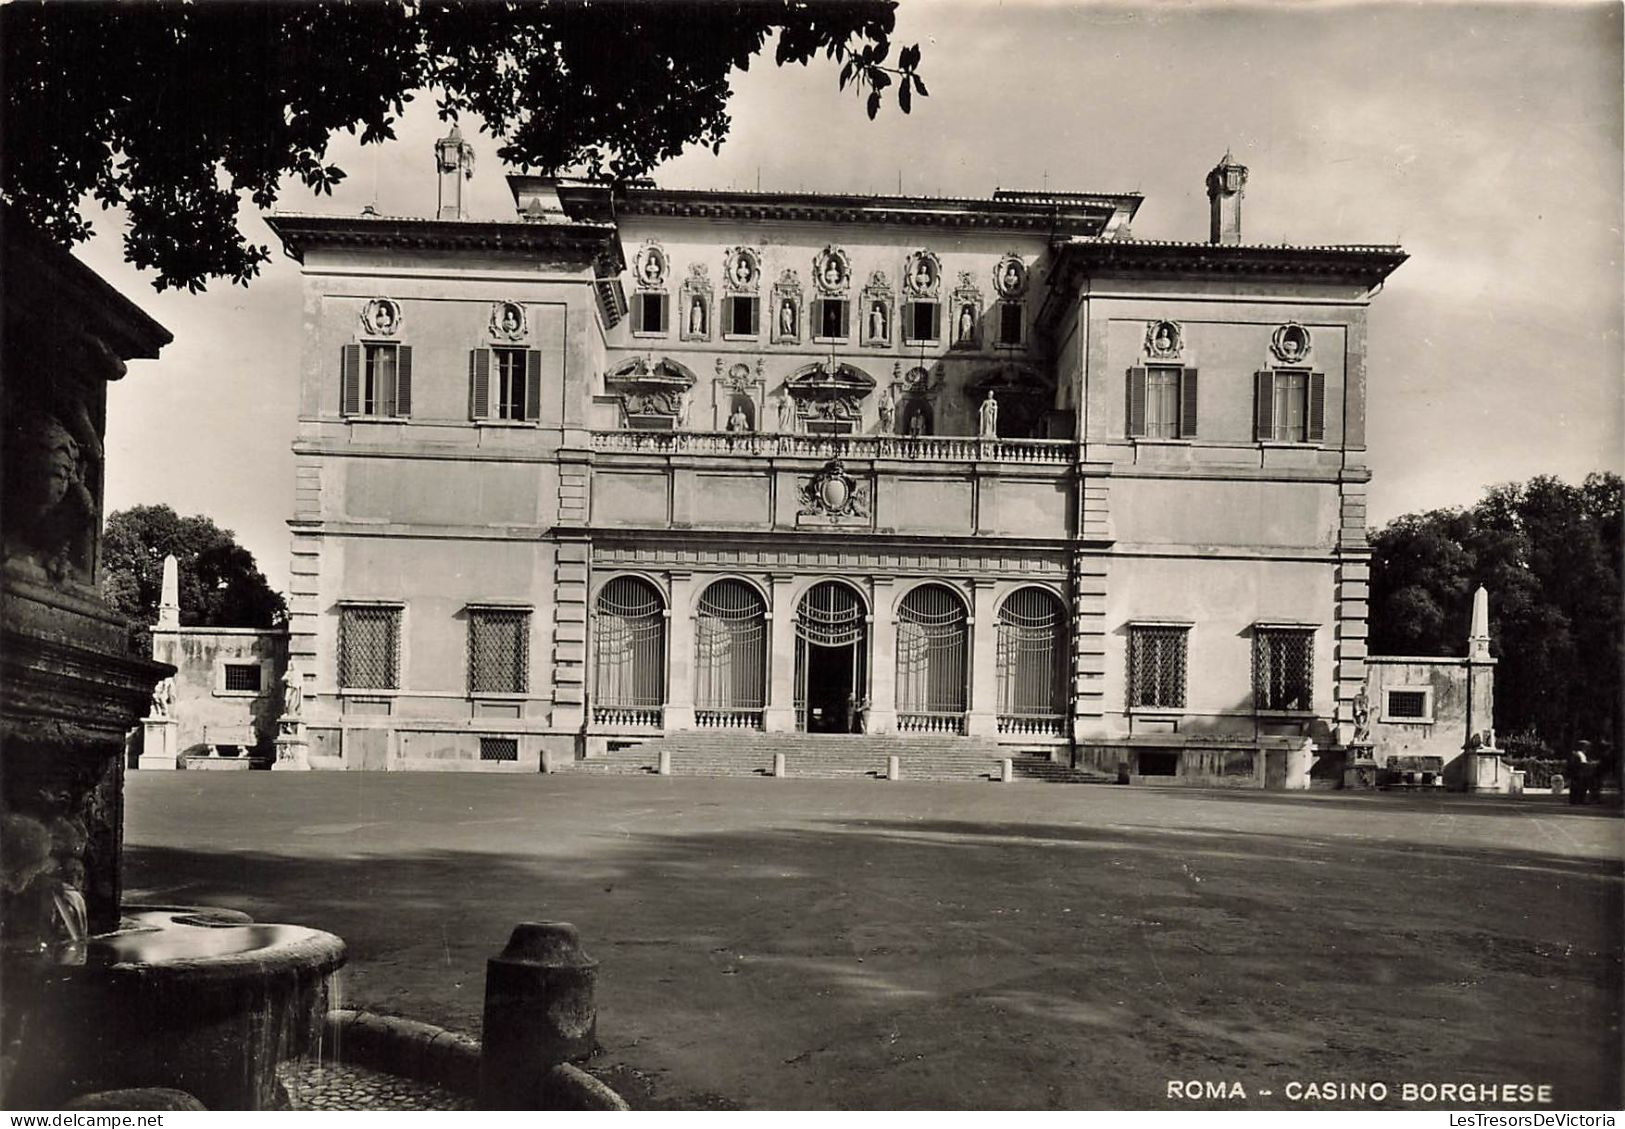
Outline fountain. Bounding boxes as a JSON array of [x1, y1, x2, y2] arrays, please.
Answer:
[[1, 210, 346, 1109]]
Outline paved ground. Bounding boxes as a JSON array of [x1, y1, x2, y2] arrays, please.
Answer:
[[123, 774, 1622, 1111]]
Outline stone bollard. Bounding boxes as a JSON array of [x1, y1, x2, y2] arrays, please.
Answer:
[[480, 923, 599, 1110], [1551, 773, 1566, 795], [773, 752, 786, 778], [658, 748, 672, 776], [1000, 758, 1014, 783], [888, 755, 900, 782]]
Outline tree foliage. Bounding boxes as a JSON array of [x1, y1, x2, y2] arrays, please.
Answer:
[[1368, 473, 1623, 751], [102, 505, 286, 652], [2, 0, 926, 293]]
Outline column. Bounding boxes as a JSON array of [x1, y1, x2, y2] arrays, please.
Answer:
[[764, 574, 797, 732], [868, 577, 896, 734], [966, 579, 999, 738], [664, 571, 696, 730]]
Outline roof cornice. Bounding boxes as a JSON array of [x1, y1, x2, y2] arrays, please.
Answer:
[[265, 214, 624, 272], [1053, 237, 1408, 282]]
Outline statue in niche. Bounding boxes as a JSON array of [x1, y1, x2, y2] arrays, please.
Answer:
[[1351, 686, 1371, 746], [500, 304, 522, 336], [732, 255, 755, 287], [822, 257, 843, 289], [4, 407, 100, 582], [372, 300, 396, 334], [906, 407, 928, 437], [688, 295, 706, 336], [978, 391, 999, 438], [639, 247, 666, 286], [912, 258, 934, 293], [779, 299, 797, 337], [150, 677, 175, 719], [958, 303, 975, 343], [1156, 325, 1173, 352], [778, 393, 797, 433], [1001, 260, 1024, 296], [869, 302, 887, 341], [727, 403, 752, 432], [281, 663, 303, 718], [878, 386, 895, 433]]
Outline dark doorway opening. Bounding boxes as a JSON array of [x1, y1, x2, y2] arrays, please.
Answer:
[[805, 641, 859, 733], [1138, 750, 1180, 776]]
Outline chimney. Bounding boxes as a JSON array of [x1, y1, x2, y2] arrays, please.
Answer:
[[436, 124, 476, 220], [1205, 150, 1248, 245]]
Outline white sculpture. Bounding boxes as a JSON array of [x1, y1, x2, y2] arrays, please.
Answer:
[[149, 677, 175, 719], [978, 391, 999, 438]]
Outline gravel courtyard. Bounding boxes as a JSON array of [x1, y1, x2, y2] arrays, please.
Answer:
[[123, 774, 1622, 1110]]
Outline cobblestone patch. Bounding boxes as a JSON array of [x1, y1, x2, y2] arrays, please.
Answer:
[[279, 1059, 473, 1111]]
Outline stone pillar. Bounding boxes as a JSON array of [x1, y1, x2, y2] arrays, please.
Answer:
[[887, 755, 900, 781], [156, 555, 179, 630], [1000, 757, 1014, 783], [664, 572, 696, 730], [773, 752, 786, 778], [868, 577, 896, 734], [138, 717, 179, 771], [480, 923, 598, 1110], [966, 580, 999, 738], [271, 721, 310, 772], [657, 748, 672, 776], [764, 575, 797, 733]]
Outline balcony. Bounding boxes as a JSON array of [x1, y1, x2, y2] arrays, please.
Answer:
[[590, 430, 1076, 465]]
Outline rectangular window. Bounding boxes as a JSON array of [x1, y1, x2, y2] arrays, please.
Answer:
[[479, 736, 519, 762], [223, 663, 262, 692], [813, 298, 848, 341], [340, 605, 402, 690], [363, 344, 397, 415], [724, 295, 759, 338], [1254, 627, 1314, 711], [341, 343, 413, 418], [494, 348, 527, 421], [1383, 688, 1432, 721], [469, 607, 530, 694], [634, 293, 667, 335], [904, 301, 940, 344], [1127, 366, 1198, 439], [1129, 625, 1189, 709], [997, 302, 1024, 346], [1146, 368, 1181, 439], [1274, 370, 1308, 442], [1255, 369, 1326, 443]]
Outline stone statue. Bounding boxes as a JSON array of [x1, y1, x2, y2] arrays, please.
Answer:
[[869, 303, 887, 341], [1351, 685, 1370, 745], [727, 404, 751, 432], [778, 393, 797, 433], [4, 408, 100, 582], [150, 677, 175, 719], [822, 258, 843, 288], [878, 387, 895, 433], [907, 408, 927, 437], [688, 296, 706, 336], [779, 299, 796, 337], [958, 304, 975, 342], [978, 391, 999, 438], [675, 388, 692, 429], [281, 663, 303, 718]]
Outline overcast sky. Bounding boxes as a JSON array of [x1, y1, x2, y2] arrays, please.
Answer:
[[86, 1, 1623, 594]]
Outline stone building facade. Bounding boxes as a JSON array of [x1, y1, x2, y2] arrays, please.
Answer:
[[262, 144, 1406, 783]]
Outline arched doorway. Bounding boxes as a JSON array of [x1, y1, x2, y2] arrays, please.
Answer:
[[794, 581, 868, 733], [895, 584, 969, 733], [695, 579, 767, 728], [591, 576, 666, 726], [996, 587, 1067, 735]]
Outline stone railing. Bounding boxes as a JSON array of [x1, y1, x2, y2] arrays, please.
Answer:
[[694, 708, 765, 731], [591, 706, 662, 728], [592, 430, 1076, 465], [997, 714, 1067, 737], [896, 711, 967, 735]]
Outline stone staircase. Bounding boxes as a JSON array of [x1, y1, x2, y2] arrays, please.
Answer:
[[563, 732, 1116, 784]]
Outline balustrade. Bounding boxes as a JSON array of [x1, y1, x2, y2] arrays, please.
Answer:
[[896, 711, 966, 735], [695, 709, 765, 730], [997, 714, 1066, 737], [591, 430, 1074, 464], [591, 706, 663, 728]]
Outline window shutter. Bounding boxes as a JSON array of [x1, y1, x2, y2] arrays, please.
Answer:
[[929, 303, 940, 341], [1307, 371, 1326, 442], [1126, 367, 1147, 437], [840, 300, 850, 339], [524, 349, 543, 422], [1180, 367, 1198, 438], [721, 296, 734, 336], [394, 346, 412, 417], [470, 348, 492, 419], [1254, 370, 1275, 441], [341, 345, 361, 415]]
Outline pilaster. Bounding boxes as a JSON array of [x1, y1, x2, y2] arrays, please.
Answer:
[[967, 579, 998, 737], [550, 536, 590, 732], [664, 571, 696, 730], [764, 574, 797, 732], [868, 577, 897, 734], [1071, 552, 1109, 737]]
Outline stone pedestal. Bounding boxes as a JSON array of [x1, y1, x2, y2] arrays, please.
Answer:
[[1342, 744, 1378, 790], [1465, 747, 1512, 794], [271, 720, 310, 772], [138, 717, 179, 771]]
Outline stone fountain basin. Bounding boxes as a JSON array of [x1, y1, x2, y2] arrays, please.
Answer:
[[8, 906, 345, 1110]]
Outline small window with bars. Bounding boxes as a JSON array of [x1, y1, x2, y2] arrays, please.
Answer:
[[469, 607, 530, 695], [479, 736, 519, 762], [340, 604, 402, 690], [1383, 688, 1432, 722], [222, 663, 262, 693], [1128, 624, 1189, 709], [1254, 626, 1314, 711]]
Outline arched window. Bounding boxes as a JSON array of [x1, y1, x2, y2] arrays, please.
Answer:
[[695, 580, 767, 729], [592, 577, 666, 726], [895, 584, 969, 734], [996, 587, 1068, 735], [794, 581, 868, 733]]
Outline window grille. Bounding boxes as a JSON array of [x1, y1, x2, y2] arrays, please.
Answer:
[[896, 584, 969, 719], [1254, 627, 1314, 711], [469, 608, 530, 694], [223, 663, 262, 692], [793, 581, 868, 731], [592, 577, 666, 717], [695, 580, 767, 713], [996, 588, 1066, 720], [1385, 689, 1428, 719], [340, 605, 401, 689], [1129, 625, 1188, 709], [479, 736, 518, 762]]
